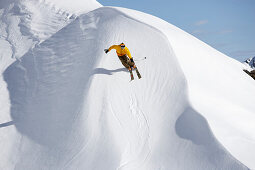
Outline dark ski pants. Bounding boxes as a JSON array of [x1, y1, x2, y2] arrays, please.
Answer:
[[118, 55, 135, 70]]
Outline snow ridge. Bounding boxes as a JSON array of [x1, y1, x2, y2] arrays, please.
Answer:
[[1, 6, 249, 169], [117, 7, 255, 169], [0, 0, 254, 169]]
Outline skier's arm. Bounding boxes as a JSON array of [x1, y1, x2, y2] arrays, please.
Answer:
[[104, 45, 118, 54], [108, 45, 118, 51]]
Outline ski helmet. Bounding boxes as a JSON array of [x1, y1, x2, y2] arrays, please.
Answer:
[[120, 43, 125, 49]]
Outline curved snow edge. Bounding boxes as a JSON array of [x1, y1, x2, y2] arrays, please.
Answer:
[[96, 6, 250, 168]]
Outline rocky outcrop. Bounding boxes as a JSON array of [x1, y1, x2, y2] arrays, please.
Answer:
[[244, 70, 255, 80]]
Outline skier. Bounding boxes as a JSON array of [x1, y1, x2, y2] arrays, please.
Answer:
[[104, 43, 141, 80]]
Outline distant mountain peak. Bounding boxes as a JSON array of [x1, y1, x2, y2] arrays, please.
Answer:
[[244, 56, 255, 69]]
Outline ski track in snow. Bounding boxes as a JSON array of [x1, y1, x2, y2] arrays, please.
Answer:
[[110, 93, 152, 170]]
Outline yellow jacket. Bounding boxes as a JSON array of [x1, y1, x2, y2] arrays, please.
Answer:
[[108, 45, 133, 59]]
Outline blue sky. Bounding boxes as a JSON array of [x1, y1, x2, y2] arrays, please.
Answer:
[[97, 0, 255, 61]]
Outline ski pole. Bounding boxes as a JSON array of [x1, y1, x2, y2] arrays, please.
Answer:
[[134, 57, 146, 62]]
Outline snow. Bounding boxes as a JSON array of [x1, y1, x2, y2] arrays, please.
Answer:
[[243, 56, 255, 70], [42, 0, 102, 14], [0, 1, 254, 170], [118, 7, 255, 168], [0, 0, 101, 70]]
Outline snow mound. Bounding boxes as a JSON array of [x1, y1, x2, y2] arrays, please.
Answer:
[[0, 0, 101, 70], [0, 0, 100, 147], [42, 0, 102, 14], [118, 7, 255, 169], [1, 7, 248, 170]]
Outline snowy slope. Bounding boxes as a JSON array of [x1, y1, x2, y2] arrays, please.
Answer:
[[0, 0, 101, 115], [117, 8, 255, 169], [0, 0, 101, 169], [0, 1, 76, 167], [0, 0, 101, 69], [1, 5, 251, 170], [42, 0, 101, 14]]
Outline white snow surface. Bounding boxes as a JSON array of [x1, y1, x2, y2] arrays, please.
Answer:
[[0, 1, 255, 170], [118, 7, 255, 169]]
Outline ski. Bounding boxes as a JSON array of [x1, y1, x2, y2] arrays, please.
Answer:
[[135, 68, 141, 79]]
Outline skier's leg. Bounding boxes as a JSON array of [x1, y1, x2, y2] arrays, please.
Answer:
[[118, 55, 130, 69], [129, 67, 134, 80], [118, 55, 134, 80], [128, 60, 141, 79]]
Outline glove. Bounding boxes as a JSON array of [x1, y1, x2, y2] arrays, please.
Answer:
[[130, 58, 134, 63], [104, 49, 109, 54]]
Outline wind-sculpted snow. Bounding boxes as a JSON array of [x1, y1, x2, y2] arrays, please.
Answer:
[[1, 7, 248, 170], [118, 7, 255, 169], [0, 1, 100, 168], [0, 0, 101, 72]]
